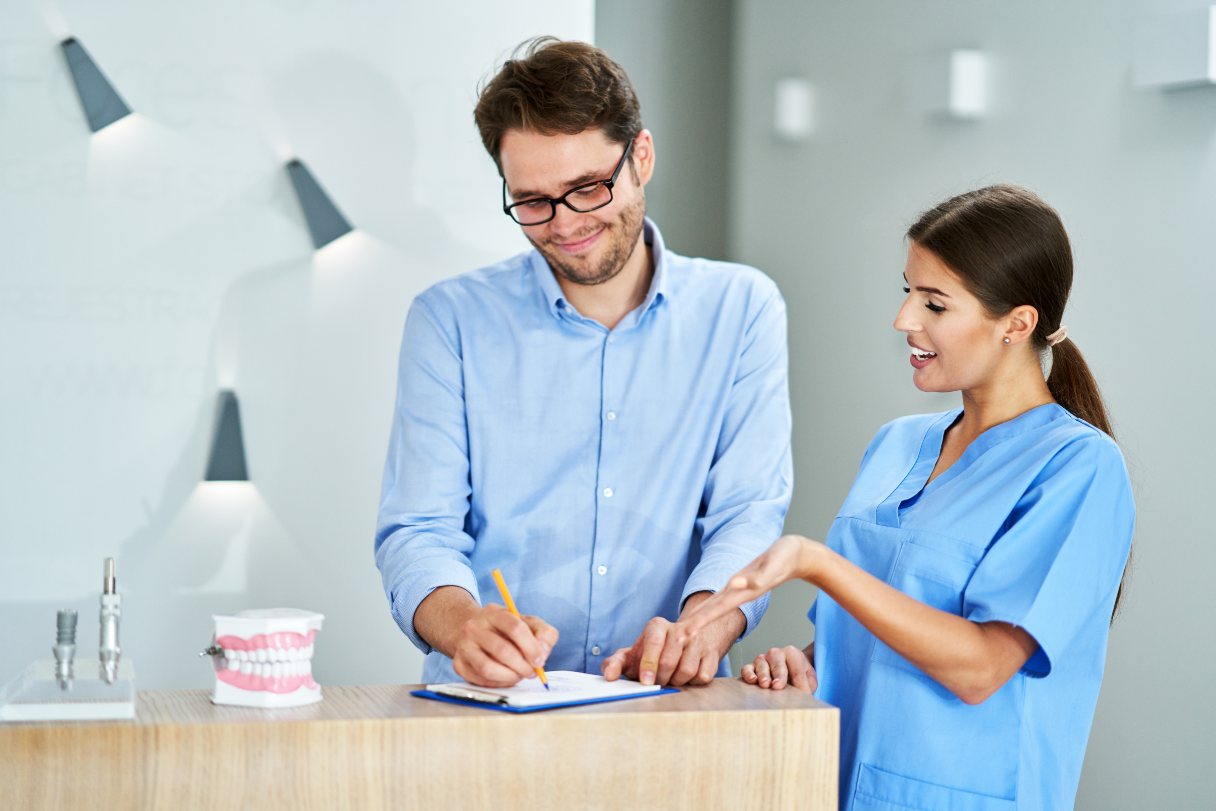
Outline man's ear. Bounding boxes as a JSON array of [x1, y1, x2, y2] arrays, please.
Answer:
[[632, 129, 655, 186]]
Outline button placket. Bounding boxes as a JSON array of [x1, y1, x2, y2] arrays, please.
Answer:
[[590, 328, 625, 670]]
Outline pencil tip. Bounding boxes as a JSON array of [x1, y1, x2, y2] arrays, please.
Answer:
[[544, 682, 550, 690]]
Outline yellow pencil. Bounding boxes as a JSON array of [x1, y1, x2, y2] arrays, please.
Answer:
[[490, 568, 550, 690]]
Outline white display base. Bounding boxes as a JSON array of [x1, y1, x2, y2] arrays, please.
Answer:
[[0, 659, 136, 722], [212, 678, 322, 708]]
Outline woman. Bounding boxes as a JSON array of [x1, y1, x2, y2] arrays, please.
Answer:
[[676, 185, 1134, 810]]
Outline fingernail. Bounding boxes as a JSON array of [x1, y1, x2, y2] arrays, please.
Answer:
[[641, 670, 654, 685]]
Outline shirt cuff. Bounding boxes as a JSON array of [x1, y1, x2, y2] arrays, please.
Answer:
[[682, 564, 770, 639], [391, 564, 482, 654]]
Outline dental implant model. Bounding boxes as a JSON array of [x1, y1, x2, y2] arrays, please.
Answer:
[[51, 609, 78, 690], [98, 557, 121, 684], [0, 559, 135, 722], [202, 608, 324, 708]]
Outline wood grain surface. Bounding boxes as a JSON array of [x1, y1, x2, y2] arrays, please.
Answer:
[[1, 679, 838, 810]]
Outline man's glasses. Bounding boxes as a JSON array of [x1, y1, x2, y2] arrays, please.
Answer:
[[502, 140, 635, 226]]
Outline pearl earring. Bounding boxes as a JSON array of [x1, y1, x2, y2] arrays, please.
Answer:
[[1002, 337, 1011, 345]]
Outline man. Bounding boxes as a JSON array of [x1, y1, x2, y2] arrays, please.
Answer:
[[375, 38, 791, 688]]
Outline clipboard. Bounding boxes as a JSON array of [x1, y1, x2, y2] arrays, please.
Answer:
[[410, 671, 678, 714]]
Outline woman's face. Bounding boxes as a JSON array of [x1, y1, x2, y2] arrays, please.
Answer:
[[893, 242, 1008, 394]]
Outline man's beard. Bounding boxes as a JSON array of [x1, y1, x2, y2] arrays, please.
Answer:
[[529, 196, 647, 287]]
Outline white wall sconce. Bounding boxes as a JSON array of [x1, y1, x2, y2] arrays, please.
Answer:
[[773, 77, 814, 141], [286, 158, 354, 249], [60, 37, 131, 133], [948, 50, 989, 119], [205, 390, 249, 482], [909, 49, 990, 120], [1135, 5, 1216, 88]]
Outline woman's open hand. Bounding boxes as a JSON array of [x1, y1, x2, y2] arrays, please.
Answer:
[[673, 535, 817, 645]]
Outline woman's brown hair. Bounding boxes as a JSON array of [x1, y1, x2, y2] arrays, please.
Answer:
[[908, 184, 1129, 615]]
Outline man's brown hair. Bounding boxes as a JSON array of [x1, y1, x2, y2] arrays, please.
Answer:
[[474, 37, 643, 173]]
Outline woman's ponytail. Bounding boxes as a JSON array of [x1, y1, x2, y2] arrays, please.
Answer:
[[1046, 337, 1129, 616], [1045, 339, 1113, 438]]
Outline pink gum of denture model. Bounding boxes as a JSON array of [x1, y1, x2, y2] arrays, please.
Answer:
[[208, 608, 324, 708]]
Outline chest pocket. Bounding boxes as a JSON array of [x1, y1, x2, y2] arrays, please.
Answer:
[[870, 528, 984, 675]]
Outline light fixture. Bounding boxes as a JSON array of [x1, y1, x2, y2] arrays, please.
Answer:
[[60, 37, 131, 133], [205, 390, 249, 482], [773, 77, 814, 142], [286, 158, 353, 249], [1135, 5, 1216, 88], [947, 50, 989, 119]]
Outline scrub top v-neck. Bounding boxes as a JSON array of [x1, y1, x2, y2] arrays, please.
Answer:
[[810, 404, 1134, 810]]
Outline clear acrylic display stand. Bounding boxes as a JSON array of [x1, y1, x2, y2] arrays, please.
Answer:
[[0, 659, 135, 722]]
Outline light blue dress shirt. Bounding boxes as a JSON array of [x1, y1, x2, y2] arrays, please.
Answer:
[[811, 404, 1134, 810], [376, 219, 793, 683]]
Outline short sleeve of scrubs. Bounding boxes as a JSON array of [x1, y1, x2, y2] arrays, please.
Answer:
[[962, 434, 1134, 677]]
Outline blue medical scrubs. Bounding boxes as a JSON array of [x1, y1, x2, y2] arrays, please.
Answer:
[[810, 404, 1134, 810]]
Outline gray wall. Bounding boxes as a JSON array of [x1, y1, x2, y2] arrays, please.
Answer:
[[0, 0, 593, 691], [727, 1, 1215, 808], [597, 0, 734, 259]]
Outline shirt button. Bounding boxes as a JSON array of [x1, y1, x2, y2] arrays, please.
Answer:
[[607, 336, 615, 344], [605, 410, 616, 421], [591, 646, 602, 656], [597, 565, 608, 576], [602, 487, 614, 498]]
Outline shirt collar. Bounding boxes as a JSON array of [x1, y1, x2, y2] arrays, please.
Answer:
[[531, 217, 670, 321]]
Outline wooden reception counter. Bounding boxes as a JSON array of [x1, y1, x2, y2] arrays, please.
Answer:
[[1, 679, 838, 810]]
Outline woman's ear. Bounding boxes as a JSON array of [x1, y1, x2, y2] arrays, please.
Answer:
[[1003, 305, 1040, 346]]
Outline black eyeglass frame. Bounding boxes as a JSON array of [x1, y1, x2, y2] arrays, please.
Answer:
[[501, 139, 636, 226]]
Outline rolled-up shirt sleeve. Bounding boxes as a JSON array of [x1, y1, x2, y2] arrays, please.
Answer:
[[375, 295, 480, 654], [683, 280, 794, 635]]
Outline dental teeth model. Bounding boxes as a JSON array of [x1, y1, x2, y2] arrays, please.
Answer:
[[203, 608, 324, 708]]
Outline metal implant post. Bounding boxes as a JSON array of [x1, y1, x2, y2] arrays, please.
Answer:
[[52, 609, 78, 690], [98, 557, 122, 684]]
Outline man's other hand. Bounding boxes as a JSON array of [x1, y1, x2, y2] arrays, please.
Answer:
[[601, 593, 743, 687]]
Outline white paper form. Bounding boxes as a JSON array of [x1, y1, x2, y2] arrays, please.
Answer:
[[425, 670, 664, 708]]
